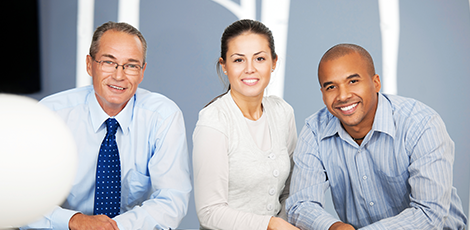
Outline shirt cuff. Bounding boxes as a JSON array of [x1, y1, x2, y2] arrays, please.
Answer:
[[115, 220, 124, 230], [359, 221, 387, 230], [313, 214, 341, 230], [51, 208, 80, 230]]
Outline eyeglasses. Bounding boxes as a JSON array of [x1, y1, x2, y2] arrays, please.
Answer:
[[92, 58, 143, 76]]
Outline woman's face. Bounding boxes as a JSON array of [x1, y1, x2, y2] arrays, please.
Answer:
[[220, 32, 277, 101]]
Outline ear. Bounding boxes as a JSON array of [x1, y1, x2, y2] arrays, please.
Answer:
[[86, 55, 93, 77], [272, 55, 278, 72], [138, 62, 147, 84], [373, 74, 381, 92], [219, 57, 227, 73]]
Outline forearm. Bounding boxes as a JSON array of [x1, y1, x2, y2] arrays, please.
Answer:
[[20, 206, 79, 230], [114, 188, 190, 229], [288, 201, 340, 230], [358, 204, 451, 230], [198, 202, 272, 230]]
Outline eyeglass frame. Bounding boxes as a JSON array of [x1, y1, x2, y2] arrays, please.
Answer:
[[91, 56, 144, 75]]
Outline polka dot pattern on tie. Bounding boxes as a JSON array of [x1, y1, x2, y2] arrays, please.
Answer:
[[93, 118, 121, 218]]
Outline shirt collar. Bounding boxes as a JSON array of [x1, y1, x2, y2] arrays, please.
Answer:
[[321, 113, 341, 140], [320, 92, 395, 141], [371, 93, 396, 138], [89, 92, 134, 135]]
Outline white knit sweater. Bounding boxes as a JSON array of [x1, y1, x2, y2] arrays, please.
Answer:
[[193, 92, 297, 230]]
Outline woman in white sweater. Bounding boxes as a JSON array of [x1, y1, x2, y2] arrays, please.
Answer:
[[193, 19, 299, 230]]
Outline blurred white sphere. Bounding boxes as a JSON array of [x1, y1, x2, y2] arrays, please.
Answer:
[[0, 94, 77, 228]]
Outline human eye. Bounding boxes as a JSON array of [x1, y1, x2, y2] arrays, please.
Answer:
[[102, 60, 115, 66], [234, 58, 243, 63], [349, 79, 359, 84], [325, 85, 335, 91], [124, 63, 140, 70], [256, 56, 266, 62]]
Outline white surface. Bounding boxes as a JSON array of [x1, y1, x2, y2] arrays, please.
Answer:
[[0, 94, 77, 228], [118, 0, 140, 29], [378, 0, 400, 95], [76, 0, 94, 87]]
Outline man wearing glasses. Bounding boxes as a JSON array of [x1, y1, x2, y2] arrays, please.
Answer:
[[21, 21, 191, 230]]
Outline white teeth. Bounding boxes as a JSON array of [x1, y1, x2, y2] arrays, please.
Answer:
[[243, 79, 257, 83], [340, 103, 358, 111], [110, 85, 124, 90]]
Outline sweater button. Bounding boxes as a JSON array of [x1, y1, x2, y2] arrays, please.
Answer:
[[269, 188, 276, 196], [267, 204, 273, 211], [273, 170, 279, 177]]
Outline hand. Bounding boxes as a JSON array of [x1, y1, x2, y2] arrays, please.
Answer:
[[267, 217, 300, 230], [329, 222, 355, 230], [69, 213, 120, 230]]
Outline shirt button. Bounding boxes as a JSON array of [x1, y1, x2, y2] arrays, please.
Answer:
[[362, 175, 367, 180], [269, 188, 276, 196], [268, 153, 276, 159], [273, 170, 279, 177], [369, 201, 374, 206]]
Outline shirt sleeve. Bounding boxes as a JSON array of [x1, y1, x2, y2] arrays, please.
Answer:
[[193, 125, 272, 230], [286, 124, 341, 230], [359, 114, 460, 230], [114, 109, 191, 230], [19, 206, 80, 230]]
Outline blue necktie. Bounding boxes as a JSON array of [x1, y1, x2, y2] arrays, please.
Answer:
[[94, 118, 121, 218]]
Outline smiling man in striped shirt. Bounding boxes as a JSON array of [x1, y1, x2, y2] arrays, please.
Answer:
[[286, 43, 467, 230]]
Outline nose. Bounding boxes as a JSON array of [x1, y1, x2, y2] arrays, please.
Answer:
[[337, 86, 352, 102], [113, 65, 126, 80], [245, 60, 255, 74]]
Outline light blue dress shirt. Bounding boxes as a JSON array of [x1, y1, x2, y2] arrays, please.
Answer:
[[21, 86, 191, 230], [287, 93, 467, 230]]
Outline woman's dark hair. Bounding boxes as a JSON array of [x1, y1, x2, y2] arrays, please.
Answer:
[[205, 19, 277, 107]]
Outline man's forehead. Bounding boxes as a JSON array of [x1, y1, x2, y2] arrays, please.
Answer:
[[96, 32, 144, 63]]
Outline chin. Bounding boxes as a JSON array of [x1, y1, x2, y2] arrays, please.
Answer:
[[339, 116, 364, 127], [106, 96, 130, 105], [234, 89, 263, 98]]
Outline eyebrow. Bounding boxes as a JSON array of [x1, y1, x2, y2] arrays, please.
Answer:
[[322, 73, 360, 88], [230, 51, 267, 58], [101, 54, 142, 64], [101, 54, 116, 60]]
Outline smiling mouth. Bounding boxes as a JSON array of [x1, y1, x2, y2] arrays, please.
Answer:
[[109, 85, 125, 90], [339, 103, 358, 112], [242, 79, 258, 84]]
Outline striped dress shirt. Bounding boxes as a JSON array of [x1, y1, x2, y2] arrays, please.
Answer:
[[287, 93, 467, 229]]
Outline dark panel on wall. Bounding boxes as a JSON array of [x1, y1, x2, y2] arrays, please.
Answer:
[[1, 0, 41, 94]]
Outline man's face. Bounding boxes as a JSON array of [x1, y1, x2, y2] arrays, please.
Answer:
[[318, 52, 381, 133], [86, 30, 146, 116]]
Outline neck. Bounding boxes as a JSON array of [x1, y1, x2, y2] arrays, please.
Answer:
[[230, 91, 263, 121], [342, 123, 371, 143], [352, 135, 366, 141], [95, 93, 127, 117]]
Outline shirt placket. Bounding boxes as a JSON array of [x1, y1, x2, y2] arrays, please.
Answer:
[[352, 145, 379, 222]]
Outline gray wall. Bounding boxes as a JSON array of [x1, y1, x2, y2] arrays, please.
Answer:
[[28, 0, 470, 228]]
